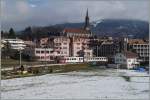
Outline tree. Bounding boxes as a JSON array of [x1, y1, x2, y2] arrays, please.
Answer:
[[2, 41, 11, 59], [8, 28, 16, 38]]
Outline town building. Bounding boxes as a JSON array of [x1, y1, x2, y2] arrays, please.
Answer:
[[114, 51, 139, 69], [24, 40, 36, 48], [70, 37, 93, 57], [53, 36, 70, 57], [63, 28, 92, 38], [89, 37, 120, 63], [128, 39, 149, 63], [62, 9, 92, 38], [1, 38, 26, 50], [34, 48, 54, 61]]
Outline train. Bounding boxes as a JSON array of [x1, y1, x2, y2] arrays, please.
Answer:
[[60, 57, 108, 64]]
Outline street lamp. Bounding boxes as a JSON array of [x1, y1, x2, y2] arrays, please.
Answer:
[[18, 47, 22, 67]]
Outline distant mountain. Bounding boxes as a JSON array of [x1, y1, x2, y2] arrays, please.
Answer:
[[91, 19, 149, 38], [19, 19, 149, 40], [54, 19, 149, 38]]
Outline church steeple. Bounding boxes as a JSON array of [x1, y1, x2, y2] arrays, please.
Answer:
[[84, 9, 90, 31]]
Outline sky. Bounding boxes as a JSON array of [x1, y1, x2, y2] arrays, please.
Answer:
[[1, 0, 149, 31]]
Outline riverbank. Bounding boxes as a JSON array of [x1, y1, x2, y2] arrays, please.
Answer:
[[1, 63, 95, 80]]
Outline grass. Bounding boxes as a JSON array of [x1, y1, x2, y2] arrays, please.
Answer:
[[1, 63, 92, 79], [1, 59, 42, 68]]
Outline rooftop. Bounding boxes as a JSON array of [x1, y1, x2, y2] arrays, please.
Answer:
[[63, 28, 88, 34], [128, 39, 148, 44], [124, 51, 138, 58]]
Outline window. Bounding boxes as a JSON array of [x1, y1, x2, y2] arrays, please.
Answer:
[[41, 51, 44, 53], [55, 43, 61, 46], [50, 56, 53, 60], [116, 59, 119, 62], [73, 58, 76, 60], [77, 43, 80, 45], [37, 56, 40, 59], [64, 43, 67, 45], [36, 51, 40, 53], [77, 47, 80, 49], [46, 51, 49, 53], [63, 47, 67, 49], [41, 56, 44, 59], [79, 58, 83, 60]]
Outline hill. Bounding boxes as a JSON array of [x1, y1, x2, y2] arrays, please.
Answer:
[[19, 19, 149, 40]]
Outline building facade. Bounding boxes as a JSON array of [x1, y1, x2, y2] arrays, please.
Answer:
[[70, 37, 92, 57], [128, 39, 149, 63], [2, 38, 26, 50], [53, 36, 70, 57], [34, 48, 54, 61], [115, 51, 139, 69], [89, 37, 120, 63]]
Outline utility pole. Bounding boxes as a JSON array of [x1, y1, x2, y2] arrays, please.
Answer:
[[19, 48, 22, 67], [45, 47, 47, 67]]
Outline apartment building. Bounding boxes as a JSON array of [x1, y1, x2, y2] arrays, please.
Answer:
[[70, 37, 93, 57], [34, 48, 54, 61], [128, 39, 149, 63], [1, 38, 26, 50], [53, 36, 70, 57], [90, 38, 119, 56]]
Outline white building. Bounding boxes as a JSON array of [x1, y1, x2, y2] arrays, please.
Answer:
[[128, 39, 149, 63], [115, 51, 139, 69], [53, 37, 70, 57], [34, 48, 54, 61], [2, 39, 26, 50]]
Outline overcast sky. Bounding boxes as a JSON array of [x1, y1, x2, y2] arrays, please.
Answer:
[[1, 0, 149, 31]]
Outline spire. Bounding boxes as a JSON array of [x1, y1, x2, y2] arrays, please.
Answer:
[[86, 8, 89, 19], [84, 8, 90, 31]]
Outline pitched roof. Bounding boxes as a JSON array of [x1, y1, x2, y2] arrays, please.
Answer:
[[124, 51, 138, 58], [128, 39, 147, 44], [63, 28, 88, 34]]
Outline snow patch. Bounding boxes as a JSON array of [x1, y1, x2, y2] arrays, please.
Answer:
[[91, 19, 103, 27], [1, 70, 149, 99]]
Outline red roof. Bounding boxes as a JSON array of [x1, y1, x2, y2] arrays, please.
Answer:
[[124, 51, 138, 58], [63, 28, 88, 34]]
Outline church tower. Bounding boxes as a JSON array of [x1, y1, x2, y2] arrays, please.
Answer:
[[84, 9, 90, 31]]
